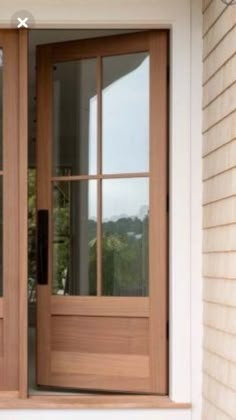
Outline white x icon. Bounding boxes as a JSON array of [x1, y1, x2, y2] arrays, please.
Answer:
[[17, 17, 28, 28]]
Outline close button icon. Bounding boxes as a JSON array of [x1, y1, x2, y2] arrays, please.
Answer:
[[17, 17, 29, 28], [11, 10, 35, 28]]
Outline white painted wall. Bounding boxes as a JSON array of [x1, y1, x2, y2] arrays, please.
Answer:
[[0, 0, 202, 419]]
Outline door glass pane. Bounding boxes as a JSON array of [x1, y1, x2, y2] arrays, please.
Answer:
[[53, 59, 97, 176], [0, 49, 3, 170], [28, 169, 36, 304], [102, 53, 149, 174], [52, 180, 97, 296], [102, 178, 149, 296], [0, 178, 2, 296]]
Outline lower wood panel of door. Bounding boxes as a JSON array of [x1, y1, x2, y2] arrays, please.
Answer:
[[47, 314, 150, 393]]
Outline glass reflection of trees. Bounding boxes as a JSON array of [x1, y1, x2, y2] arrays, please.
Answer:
[[28, 169, 149, 299]]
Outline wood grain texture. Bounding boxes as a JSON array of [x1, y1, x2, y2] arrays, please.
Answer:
[[52, 315, 149, 354], [203, 5, 236, 59], [203, 3, 236, 416], [51, 351, 149, 377], [49, 372, 150, 393], [36, 44, 53, 386], [0, 393, 191, 409], [96, 55, 102, 296], [51, 296, 149, 317], [149, 31, 168, 394], [0, 320, 3, 357], [18, 28, 28, 399], [50, 31, 150, 62], [1, 29, 19, 390], [0, 298, 3, 318], [37, 30, 168, 395], [203, 26, 236, 84]]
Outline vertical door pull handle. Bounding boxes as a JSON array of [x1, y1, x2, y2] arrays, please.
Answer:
[[37, 209, 49, 285]]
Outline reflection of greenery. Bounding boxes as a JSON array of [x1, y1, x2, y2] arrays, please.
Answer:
[[89, 216, 149, 296], [28, 170, 149, 298], [28, 170, 36, 301], [102, 216, 148, 296], [53, 183, 70, 293]]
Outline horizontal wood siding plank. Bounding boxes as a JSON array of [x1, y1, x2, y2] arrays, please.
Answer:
[[203, 110, 236, 156], [203, 139, 236, 180], [203, 253, 236, 279], [203, 277, 236, 307], [204, 326, 236, 365], [203, 168, 236, 205], [203, 81, 236, 132], [203, 1, 226, 35], [203, 224, 236, 252], [203, 3, 236, 417], [203, 374, 236, 419], [204, 350, 236, 393], [203, 6, 236, 58], [203, 26, 236, 84], [203, 197, 236, 228], [203, 0, 213, 14], [204, 302, 236, 335], [203, 55, 236, 108], [202, 398, 231, 420]]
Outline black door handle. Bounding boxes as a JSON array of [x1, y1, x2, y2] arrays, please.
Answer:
[[37, 209, 49, 285]]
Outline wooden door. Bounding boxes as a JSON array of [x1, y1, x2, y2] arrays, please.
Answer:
[[0, 30, 22, 390], [36, 31, 168, 394]]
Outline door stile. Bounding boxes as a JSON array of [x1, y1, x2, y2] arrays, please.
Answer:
[[149, 31, 168, 394], [2, 30, 20, 390], [36, 45, 53, 385], [96, 56, 102, 296], [18, 28, 29, 399]]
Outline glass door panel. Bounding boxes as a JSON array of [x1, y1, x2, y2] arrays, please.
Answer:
[[52, 180, 97, 296], [53, 58, 97, 176], [102, 52, 149, 174], [52, 51, 150, 298], [102, 178, 149, 296], [0, 49, 2, 170]]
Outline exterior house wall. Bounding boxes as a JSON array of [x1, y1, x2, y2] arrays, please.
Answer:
[[202, 1, 236, 419]]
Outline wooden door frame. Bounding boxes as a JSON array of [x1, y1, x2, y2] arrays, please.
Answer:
[[0, 28, 171, 404], [18, 28, 29, 399], [35, 30, 168, 395], [0, 29, 28, 394]]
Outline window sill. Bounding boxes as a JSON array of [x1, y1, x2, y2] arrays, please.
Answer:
[[0, 392, 191, 409]]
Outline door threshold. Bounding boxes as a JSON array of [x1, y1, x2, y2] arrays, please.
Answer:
[[0, 391, 192, 409]]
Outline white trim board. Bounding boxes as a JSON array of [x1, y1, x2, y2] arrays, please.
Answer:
[[0, 411, 192, 420]]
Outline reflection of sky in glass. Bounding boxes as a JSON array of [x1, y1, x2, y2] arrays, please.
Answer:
[[103, 55, 149, 174], [88, 55, 149, 220], [88, 178, 148, 221], [103, 179, 149, 222]]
